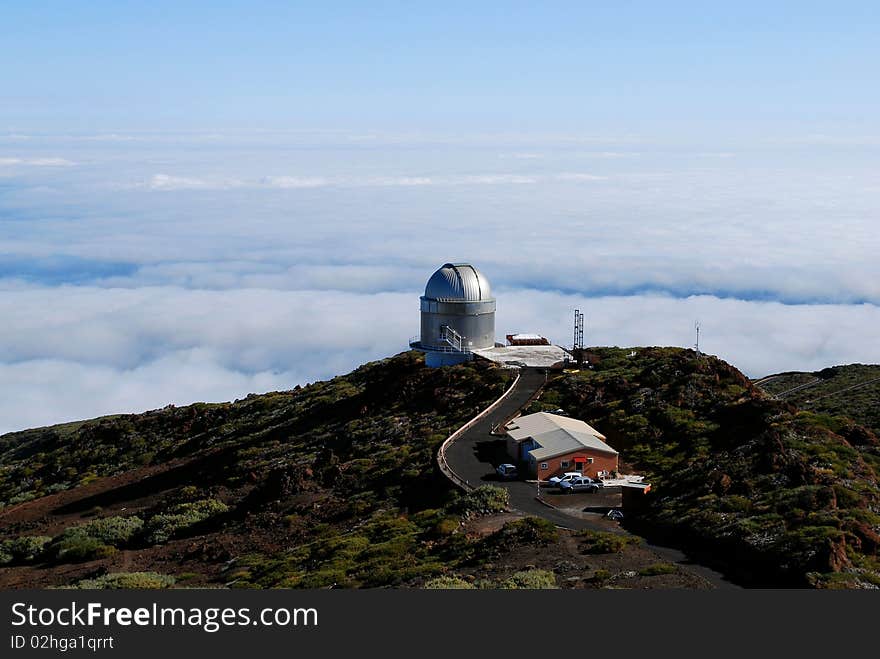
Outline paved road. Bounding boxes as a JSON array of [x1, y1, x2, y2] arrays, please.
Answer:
[[443, 367, 739, 589], [446, 368, 635, 530]]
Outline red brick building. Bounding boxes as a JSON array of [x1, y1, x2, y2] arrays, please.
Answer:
[[506, 333, 550, 346], [505, 412, 618, 480]]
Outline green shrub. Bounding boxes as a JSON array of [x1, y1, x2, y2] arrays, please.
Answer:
[[424, 575, 475, 589], [590, 569, 611, 582], [175, 572, 201, 583], [50, 535, 114, 562], [719, 495, 753, 513], [178, 485, 200, 500], [0, 535, 52, 564], [496, 517, 558, 546], [578, 530, 640, 554], [410, 508, 444, 529], [450, 485, 509, 515], [80, 516, 144, 545], [638, 563, 678, 576], [832, 485, 863, 509], [296, 569, 349, 589], [70, 572, 176, 589], [500, 569, 558, 589], [806, 571, 862, 589], [144, 499, 229, 544], [47, 515, 143, 562], [433, 517, 460, 536]]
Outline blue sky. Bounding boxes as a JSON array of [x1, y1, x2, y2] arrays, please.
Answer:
[[1, 2, 879, 433], [3, 2, 880, 133]]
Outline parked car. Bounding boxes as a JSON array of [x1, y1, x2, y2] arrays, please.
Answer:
[[495, 463, 519, 480], [547, 471, 583, 486], [558, 476, 599, 493]]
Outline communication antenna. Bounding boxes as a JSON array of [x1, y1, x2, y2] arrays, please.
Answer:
[[573, 309, 585, 367], [694, 320, 701, 357]]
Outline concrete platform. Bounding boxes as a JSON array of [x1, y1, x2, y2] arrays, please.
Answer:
[[472, 344, 571, 368]]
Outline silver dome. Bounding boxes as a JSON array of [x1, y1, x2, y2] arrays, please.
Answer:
[[424, 263, 493, 301]]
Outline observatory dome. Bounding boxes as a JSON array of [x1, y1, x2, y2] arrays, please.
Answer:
[[424, 263, 492, 301], [415, 262, 496, 366]]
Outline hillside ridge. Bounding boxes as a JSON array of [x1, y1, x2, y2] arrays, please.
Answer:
[[1, 349, 878, 589]]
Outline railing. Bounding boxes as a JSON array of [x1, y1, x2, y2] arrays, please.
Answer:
[[409, 336, 472, 354], [440, 325, 464, 352], [436, 369, 523, 492]]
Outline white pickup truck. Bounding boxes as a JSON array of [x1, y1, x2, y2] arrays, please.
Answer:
[[547, 472, 583, 486]]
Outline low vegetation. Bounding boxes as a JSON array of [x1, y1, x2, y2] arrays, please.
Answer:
[[143, 499, 228, 544], [424, 569, 557, 589], [0, 353, 520, 588], [499, 569, 558, 589], [424, 575, 475, 589], [757, 364, 880, 436], [0, 536, 52, 565], [449, 485, 510, 516], [2, 348, 876, 589], [65, 572, 177, 590], [577, 530, 641, 554], [638, 563, 678, 576], [537, 347, 880, 587], [2, 517, 147, 565]]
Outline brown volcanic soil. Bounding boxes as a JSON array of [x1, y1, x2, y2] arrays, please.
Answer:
[[0, 455, 249, 588], [460, 513, 714, 589], [0, 460, 189, 533], [0, 466, 713, 589], [5, 349, 878, 589]]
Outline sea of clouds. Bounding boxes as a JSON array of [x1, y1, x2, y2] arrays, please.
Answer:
[[1, 130, 878, 433]]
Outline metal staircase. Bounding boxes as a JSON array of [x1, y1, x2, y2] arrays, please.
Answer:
[[440, 325, 466, 352]]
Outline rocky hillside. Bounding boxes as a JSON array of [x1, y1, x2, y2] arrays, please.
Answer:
[[755, 364, 880, 436], [2, 348, 877, 589], [0, 353, 506, 587], [531, 348, 880, 588], [0, 352, 710, 590]]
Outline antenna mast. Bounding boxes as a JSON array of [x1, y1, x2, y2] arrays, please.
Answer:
[[573, 309, 585, 366], [694, 320, 701, 357]]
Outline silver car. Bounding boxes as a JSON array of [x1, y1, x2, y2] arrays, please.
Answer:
[[558, 476, 600, 493]]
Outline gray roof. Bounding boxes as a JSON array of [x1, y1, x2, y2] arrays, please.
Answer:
[[505, 412, 617, 462], [424, 263, 493, 301], [507, 412, 607, 441]]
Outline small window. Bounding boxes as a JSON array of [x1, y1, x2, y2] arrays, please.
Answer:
[[540, 462, 548, 471], [560, 460, 570, 469], [587, 457, 594, 464]]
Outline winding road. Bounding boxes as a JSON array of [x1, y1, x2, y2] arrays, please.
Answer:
[[442, 366, 739, 588]]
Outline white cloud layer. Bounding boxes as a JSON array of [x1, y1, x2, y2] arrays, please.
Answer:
[[1, 135, 874, 305], [1, 284, 878, 434], [0, 156, 75, 167], [0, 132, 877, 433], [141, 172, 607, 190]]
